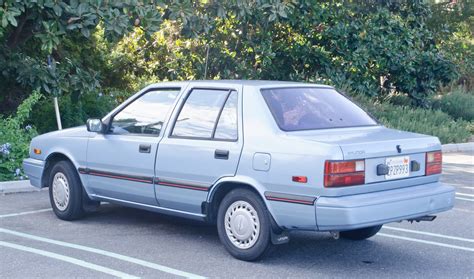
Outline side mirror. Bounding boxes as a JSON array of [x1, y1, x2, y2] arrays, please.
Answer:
[[86, 119, 104, 133]]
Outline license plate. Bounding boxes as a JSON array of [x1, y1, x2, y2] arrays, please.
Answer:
[[385, 156, 410, 180]]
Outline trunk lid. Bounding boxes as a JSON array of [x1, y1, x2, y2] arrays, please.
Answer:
[[289, 126, 441, 184], [293, 126, 440, 159]]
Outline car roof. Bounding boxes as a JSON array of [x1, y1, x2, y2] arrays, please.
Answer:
[[148, 80, 334, 89]]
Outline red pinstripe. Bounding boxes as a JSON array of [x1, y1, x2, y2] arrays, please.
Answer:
[[88, 171, 152, 184], [265, 196, 314, 205], [158, 181, 208, 191]]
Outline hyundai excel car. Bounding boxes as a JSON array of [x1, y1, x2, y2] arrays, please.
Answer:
[[23, 80, 455, 261]]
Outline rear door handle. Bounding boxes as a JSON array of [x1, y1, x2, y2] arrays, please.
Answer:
[[139, 144, 151, 153], [214, 149, 229, 160]]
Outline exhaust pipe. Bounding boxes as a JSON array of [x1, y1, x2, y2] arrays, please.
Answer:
[[407, 215, 437, 223]]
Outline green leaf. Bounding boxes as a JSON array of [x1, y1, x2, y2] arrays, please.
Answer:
[[77, 3, 89, 15], [70, 0, 79, 9], [43, 83, 51, 93], [8, 15, 17, 27], [44, 0, 55, 8], [1, 16, 8, 28], [81, 28, 90, 38], [53, 4, 62, 17]]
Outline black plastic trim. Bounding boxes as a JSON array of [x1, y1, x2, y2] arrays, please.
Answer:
[[154, 177, 210, 191], [264, 191, 316, 205], [78, 168, 154, 184], [169, 87, 239, 142], [105, 87, 182, 137]]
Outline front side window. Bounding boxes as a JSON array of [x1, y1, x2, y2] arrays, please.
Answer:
[[261, 87, 377, 131], [111, 89, 180, 135], [172, 89, 238, 140]]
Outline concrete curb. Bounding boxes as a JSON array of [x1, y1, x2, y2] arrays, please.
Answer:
[[442, 142, 474, 153], [0, 180, 41, 195]]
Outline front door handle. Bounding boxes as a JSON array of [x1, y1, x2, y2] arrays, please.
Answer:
[[139, 144, 151, 153], [214, 149, 229, 160]]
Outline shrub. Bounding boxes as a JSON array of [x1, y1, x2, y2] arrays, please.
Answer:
[[30, 92, 117, 134], [374, 106, 471, 144], [0, 91, 41, 181], [383, 93, 416, 107], [433, 89, 474, 121], [353, 94, 471, 144]]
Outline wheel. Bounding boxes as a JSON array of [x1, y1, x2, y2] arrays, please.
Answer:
[[340, 225, 383, 240], [48, 160, 85, 220], [217, 189, 272, 261]]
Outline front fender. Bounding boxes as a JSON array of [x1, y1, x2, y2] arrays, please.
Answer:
[[45, 148, 83, 170], [44, 147, 91, 194]]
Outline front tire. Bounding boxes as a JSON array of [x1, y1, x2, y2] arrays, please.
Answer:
[[48, 161, 85, 220], [340, 225, 383, 240], [217, 189, 273, 261]]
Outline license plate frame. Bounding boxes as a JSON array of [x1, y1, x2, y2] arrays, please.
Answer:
[[385, 155, 410, 180]]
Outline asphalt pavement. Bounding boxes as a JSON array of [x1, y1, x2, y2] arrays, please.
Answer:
[[0, 152, 473, 278]]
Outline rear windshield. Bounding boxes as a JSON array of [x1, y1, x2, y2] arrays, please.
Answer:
[[261, 87, 377, 131]]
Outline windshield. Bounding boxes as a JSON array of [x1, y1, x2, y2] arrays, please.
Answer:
[[261, 87, 377, 131]]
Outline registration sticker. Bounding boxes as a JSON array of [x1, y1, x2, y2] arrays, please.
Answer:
[[385, 156, 410, 180]]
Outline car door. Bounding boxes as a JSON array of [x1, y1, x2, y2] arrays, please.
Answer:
[[85, 86, 183, 205], [155, 84, 243, 214]]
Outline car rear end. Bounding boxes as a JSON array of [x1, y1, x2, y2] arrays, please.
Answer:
[[310, 127, 454, 231], [260, 86, 455, 232]]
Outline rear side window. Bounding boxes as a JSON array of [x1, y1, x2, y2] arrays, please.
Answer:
[[214, 91, 238, 140], [261, 87, 377, 131], [111, 89, 180, 135], [172, 89, 234, 139]]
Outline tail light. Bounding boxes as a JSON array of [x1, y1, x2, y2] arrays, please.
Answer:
[[324, 160, 365, 187], [426, 151, 442, 175]]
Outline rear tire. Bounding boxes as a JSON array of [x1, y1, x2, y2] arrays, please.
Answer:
[[217, 189, 272, 261], [340, 225, 383, 240], [48, 161, 85, 220]]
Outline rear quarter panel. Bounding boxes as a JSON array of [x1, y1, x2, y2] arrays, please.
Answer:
[[236, 85, 343, 229]]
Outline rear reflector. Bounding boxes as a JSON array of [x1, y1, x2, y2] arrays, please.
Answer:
[[292, 176, 308, 183], [324, 160, 365, 187], [426, 151, 442, 175]]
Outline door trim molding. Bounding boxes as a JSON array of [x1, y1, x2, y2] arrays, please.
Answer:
[[78, 167, 211, 191], [264, 191, 316, 205], [154, 177, 210, 191], [78, 168, 154, 184]]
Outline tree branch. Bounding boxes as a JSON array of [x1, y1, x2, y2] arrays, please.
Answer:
[[6, 11, 34, 49]]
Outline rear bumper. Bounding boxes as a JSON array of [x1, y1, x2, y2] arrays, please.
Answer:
[[22, 158, 45, 188], [315, 182, 455, 231]]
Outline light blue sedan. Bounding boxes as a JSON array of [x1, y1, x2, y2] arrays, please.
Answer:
[[23, 80, 454, 260]]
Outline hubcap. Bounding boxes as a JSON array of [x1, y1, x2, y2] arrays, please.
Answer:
[[225, 201, 260, 249], [52, 172, 70, 211]]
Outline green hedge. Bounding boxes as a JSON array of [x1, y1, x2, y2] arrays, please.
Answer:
[[353, 95, 471, 144], [433, 89, 474, 122]]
